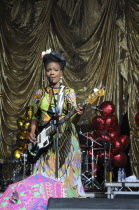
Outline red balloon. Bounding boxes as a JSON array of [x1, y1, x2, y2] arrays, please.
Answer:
[[112, 152, 127, 168], [88, 133, 95, 139], [104, 115, 118, 131], [109, 126, 120, 138], [92, 116, 105, 130], [93, 130, 112, 146], [94, 126, 120, 140], [109, 130, 120, 140], [119, 135, 130, 150], [99, 101, 115, 116], [101, 134, 112, 143], [111, 138, 123, 155], [135, 112, 139, 126], [88, 149, 93, 156]]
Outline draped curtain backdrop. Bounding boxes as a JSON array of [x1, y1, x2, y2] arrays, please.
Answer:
[[0, 0, 139, 177]]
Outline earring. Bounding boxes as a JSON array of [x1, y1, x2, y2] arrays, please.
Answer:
[[59, 76, 63, 84]]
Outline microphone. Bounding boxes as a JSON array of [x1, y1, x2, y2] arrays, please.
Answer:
[[79, 130, 83, 135], [91, 106, 103, 111], [49, 77, 54, 87], [49, 77, 53, 84]]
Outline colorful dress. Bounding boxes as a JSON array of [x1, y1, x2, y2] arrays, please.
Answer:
[[32, 86, 85, 198]]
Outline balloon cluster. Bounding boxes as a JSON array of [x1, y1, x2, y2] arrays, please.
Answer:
[[13, 106, 33, 159], [90, 101, 130, 168]]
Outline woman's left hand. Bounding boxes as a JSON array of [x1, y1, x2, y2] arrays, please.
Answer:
[[76, 104, 84, 115]]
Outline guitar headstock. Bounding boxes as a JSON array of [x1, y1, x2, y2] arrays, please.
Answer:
[[86, 88, 105, 105]]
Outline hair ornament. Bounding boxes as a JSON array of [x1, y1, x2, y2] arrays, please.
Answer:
[[42, 49, 66, 70], [40, 49, 52, 58]]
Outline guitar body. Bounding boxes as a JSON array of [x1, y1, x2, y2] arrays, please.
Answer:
[[28, 124, 52, 163], [36, 125, 51, 148], [27, 144, 48, 164]]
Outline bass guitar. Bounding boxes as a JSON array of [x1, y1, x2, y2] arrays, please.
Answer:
[[27, 88, 105, 163]]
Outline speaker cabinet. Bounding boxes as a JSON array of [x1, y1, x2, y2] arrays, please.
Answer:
[[47, 197, 139, 210]]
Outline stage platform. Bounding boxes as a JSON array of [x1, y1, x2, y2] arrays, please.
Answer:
[[105, 182, 139, 199]]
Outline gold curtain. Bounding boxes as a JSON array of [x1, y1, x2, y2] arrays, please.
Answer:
[[125, 0, 139, 178], [0, 0, 139, 177]]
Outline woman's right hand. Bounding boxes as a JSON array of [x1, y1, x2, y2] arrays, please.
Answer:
[[29, 132, 38, 143], [29, 120, 38, 143]]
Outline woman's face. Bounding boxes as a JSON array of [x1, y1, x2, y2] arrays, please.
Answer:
[[45, 62, 63, 87]]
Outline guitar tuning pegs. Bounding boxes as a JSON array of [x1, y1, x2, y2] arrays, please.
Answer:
[[93, 88, 99, 92], [91, 88, 99, 93]]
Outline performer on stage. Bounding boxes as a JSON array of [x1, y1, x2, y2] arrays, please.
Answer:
[[29, 50, 85, 198]]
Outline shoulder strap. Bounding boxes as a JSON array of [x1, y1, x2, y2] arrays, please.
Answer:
[[56, 85, 65, 116]]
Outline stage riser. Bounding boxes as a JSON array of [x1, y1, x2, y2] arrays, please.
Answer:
[[47, 198, 139, 209]]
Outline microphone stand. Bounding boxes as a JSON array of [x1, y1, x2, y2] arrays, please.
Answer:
[[103, 129, 112, 184], [80, 131, 102, 189], [92, 108, 108, 186], [50, 84, 60, 179], [99, 125, 111, 187], [103, 129, 107, 183]]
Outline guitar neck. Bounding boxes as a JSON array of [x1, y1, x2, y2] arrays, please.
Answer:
[[60, 100, 87, 123], [60, 108, 76, 124], [45, 101, 86, 136], [44, 108, 76, 136]]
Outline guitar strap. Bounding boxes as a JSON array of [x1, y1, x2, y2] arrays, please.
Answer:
[[56, 85, 65, 116]]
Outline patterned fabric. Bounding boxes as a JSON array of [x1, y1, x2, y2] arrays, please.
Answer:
[[32, 86, 85, 198], [0, 174, 65, 210], [32, 86, 77, 124]]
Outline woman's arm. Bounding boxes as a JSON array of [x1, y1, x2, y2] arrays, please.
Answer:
[[65, 88, 85, 123], [71, 104, 84, 124], [29, 89, 42, 143], [29, 119, 38, 143]]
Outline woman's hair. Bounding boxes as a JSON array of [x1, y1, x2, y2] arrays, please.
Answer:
[[43, 51, 66, 70]]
